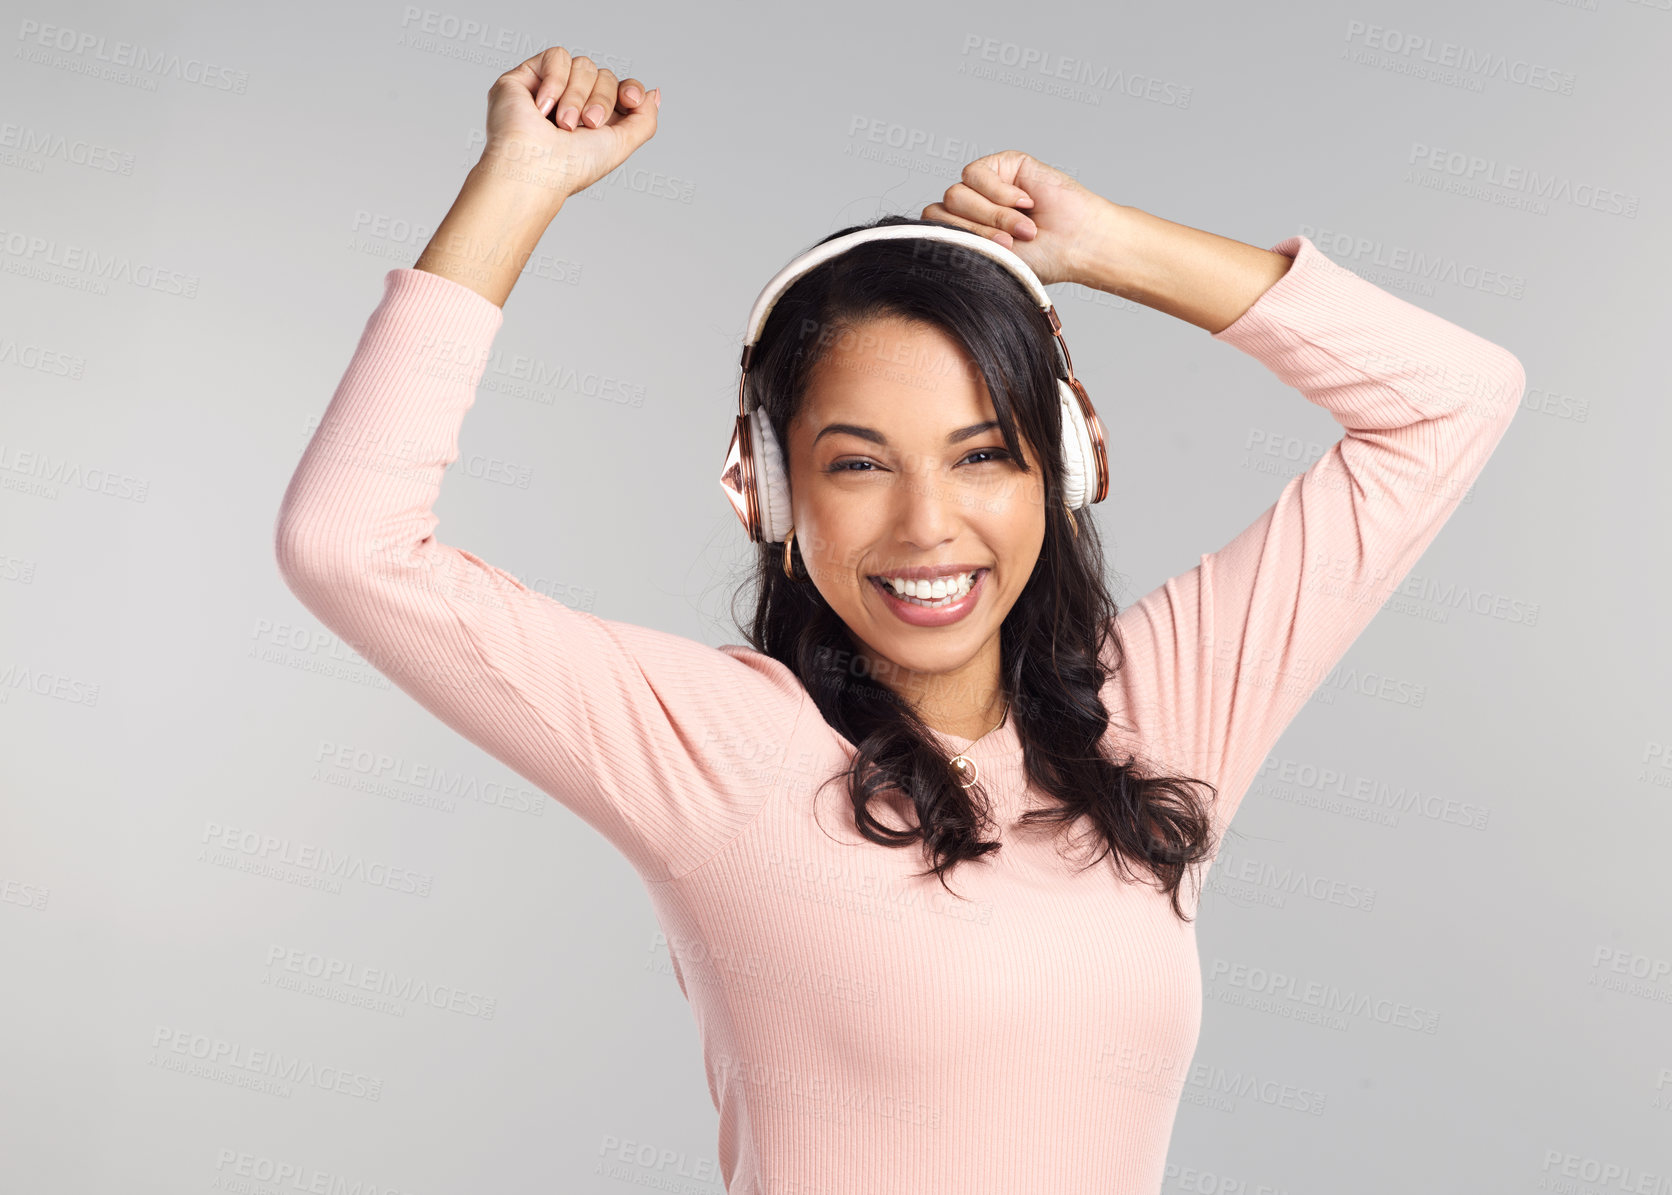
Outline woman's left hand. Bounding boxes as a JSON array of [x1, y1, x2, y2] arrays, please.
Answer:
[[922, 150, 1117, 288]]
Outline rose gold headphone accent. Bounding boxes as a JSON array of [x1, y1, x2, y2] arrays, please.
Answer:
[[719, 347, 764, 541], [1045, 305, 1110, 504]]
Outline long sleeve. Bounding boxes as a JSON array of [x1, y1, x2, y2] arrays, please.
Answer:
[[273, 267, 812, 884], [1108, 234, 1525, 844]]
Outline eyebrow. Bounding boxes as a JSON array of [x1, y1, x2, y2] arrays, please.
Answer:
[[813, 420, 1002, 447]]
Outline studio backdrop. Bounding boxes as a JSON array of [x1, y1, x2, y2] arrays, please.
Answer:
[[3, 2, 1666, 1193]]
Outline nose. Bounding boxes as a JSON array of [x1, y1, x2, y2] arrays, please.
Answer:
[[891, 455, 958, 550]]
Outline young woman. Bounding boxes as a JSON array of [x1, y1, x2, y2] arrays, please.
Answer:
[[275, 47, 1525, 1195]]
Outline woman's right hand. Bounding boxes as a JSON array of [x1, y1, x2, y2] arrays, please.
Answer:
[[483, 46, 660, 204]]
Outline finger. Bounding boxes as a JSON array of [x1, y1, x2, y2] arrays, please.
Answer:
[[611, 87, 660, 149], [552, 54, 600, 131], [612, 76, 648, 111], [525, 46, 573, 118], [921, 202, 1015, 249], [961, 155, 1037, 211], [579, 67, 619, 128], [941, 181, 1036, 240]]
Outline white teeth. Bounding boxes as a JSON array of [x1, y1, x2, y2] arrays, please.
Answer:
[[876, 570, 980, 605]]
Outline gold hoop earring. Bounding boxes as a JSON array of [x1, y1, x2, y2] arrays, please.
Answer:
[[783, 526, 800, 581]]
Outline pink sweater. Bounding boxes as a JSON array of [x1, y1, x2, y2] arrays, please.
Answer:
[[274, 234, 1524, 1193]]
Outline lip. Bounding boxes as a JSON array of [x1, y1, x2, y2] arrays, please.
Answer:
[[868, 562, 989, 582], [870, 568, 989, 628]]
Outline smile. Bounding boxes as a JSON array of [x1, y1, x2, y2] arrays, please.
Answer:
[[868, 568, 990, 627]]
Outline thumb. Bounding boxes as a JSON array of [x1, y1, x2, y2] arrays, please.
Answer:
[[611, 86, 660, 153], [965, 149, 1039, 209]]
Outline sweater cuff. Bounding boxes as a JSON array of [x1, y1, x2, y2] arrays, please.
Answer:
[[1208, 233, 1337, 350], [378, 267, 507, 358], [1205, 233, 1522, 425]]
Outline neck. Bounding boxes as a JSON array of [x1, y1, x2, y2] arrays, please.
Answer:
[[853, 638, 1008, 741], [932, 695, 1009, 743]]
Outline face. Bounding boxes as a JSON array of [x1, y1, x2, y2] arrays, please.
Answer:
[[785, 315, 1048, 710]]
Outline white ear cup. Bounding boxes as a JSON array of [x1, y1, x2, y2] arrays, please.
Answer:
[[748, 379, 1096, 544], [749, 404, 794, 544], [1058, 379, 1099, 511]]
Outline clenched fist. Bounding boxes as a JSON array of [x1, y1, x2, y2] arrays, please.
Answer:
[[480, 45, 661, 203], [922, 151, 1117, 289]]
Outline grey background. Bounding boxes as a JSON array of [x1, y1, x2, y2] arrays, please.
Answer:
[[3, 0, 1668, 1192]]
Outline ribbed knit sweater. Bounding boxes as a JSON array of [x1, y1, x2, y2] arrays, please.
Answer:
[[273, 233, 1524, 1194]]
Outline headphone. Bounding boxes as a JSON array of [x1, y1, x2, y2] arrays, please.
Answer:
[[718, 223, 1110, 545]]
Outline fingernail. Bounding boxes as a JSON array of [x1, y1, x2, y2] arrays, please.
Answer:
[[539, 95, 555, 118], [624, 85, 641, 104], [558, 107, 578, 130], [652, 88, 661, 109], [583, 104, 606, 126], [1015, 218, 1037, 239]]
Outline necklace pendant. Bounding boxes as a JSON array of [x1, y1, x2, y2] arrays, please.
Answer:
[[949, 753, 978, 788]]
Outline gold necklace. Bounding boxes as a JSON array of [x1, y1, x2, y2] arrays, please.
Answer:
[[947, 699, 1012, 789]]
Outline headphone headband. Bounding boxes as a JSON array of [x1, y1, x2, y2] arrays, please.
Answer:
[[738, 225, 1059, 411]]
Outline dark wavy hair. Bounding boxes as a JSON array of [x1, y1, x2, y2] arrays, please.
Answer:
[[728, 213, 1220, 921]]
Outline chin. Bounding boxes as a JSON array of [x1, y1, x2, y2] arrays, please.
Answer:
[[874, 634, 979, 674]]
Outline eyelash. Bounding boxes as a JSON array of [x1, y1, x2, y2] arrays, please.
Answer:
[[827, 448, 1013, 474]]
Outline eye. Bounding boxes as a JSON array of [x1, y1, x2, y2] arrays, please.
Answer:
[[826, 449, 1013, 473]]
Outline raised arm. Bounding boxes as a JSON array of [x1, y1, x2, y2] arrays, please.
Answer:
[[273, 52, 809, 884], [1093, 215, 1524, 841]]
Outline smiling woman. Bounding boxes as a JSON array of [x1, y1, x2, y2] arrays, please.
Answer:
[[727, 214, 1220, 916], [273, 47, 1527, 1192]]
